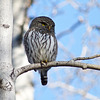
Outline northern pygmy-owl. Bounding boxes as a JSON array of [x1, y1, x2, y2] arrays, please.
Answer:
[[23, 16, 58, 85]]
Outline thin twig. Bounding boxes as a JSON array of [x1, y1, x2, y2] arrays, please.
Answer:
[[71, 54, 100, 61]]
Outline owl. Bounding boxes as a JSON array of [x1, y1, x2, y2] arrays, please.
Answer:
[[23, 16, 58, 85]]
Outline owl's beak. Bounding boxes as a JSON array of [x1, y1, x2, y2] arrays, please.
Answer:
[[48, 26, 51, 30]]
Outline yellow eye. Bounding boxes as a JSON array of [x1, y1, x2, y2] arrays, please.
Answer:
[[42, 24, 45, 26]]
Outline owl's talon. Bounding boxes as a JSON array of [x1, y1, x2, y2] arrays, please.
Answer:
[[40, 61, 47, 68], [45, 60, 47, 65]]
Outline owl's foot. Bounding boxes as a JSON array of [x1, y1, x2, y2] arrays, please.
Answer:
[[40, 60, 47, 68]]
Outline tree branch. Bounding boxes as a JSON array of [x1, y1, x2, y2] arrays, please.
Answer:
[[71, 54, 100, 61], [14, 54, 100, 79]]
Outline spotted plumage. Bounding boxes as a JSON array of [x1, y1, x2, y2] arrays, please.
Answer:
[[23, 16, 58, 85]]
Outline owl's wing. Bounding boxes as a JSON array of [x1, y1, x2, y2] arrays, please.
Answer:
[[23, 29, 33, 64]]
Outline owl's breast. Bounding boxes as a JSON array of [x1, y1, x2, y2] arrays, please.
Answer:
[[27, 31, 57, 63]]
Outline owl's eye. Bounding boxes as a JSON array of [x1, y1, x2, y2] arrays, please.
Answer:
[[41, 22, 47, 26], [42, 23, 45, 26]]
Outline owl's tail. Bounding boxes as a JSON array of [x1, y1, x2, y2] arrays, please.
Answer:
[[40, 70, 48, 85]]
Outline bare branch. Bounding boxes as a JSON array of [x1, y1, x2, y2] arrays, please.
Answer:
[[56, 16, 84, 39], [48, 82, 100, 100], [14, 55, 100, 79], [71, 54, 100, 61]]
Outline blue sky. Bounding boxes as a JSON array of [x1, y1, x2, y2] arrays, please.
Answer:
[[27, 0, 100, 100]]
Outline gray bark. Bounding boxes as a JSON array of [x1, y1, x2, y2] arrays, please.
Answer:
[[0, 0, 15, 100]]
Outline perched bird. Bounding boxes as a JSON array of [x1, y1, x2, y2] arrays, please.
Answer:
[[23, 16, 58, 85]]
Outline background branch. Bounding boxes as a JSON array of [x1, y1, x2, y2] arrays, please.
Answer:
[[48, 82, 100, 100], [56, 16, 84, 39]]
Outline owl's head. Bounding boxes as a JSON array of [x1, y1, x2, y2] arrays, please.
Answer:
[[29, 16, 55, 32]]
